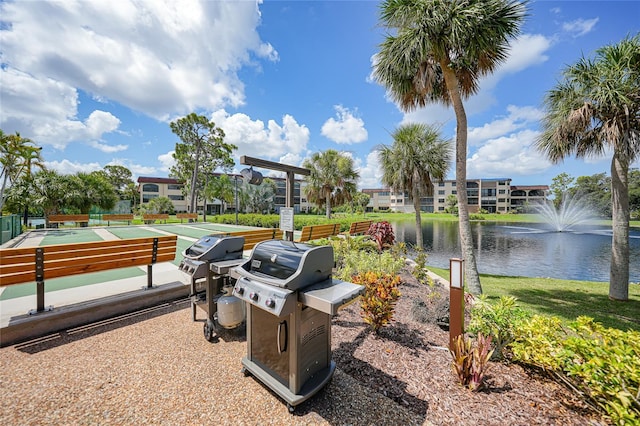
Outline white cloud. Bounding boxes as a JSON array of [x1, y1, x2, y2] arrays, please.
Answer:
[[468, 105, 544, 146], [357, 151, 384, 189], [0, 0, 277, 148], [562, 18, 599, 38], [211, 109, 310, 160], [321, 105, 368, 144], [87, 141, 129, 153], [44, 159, 103, 175], [157, 151, 176, 173], [467, 129, 550, 178]]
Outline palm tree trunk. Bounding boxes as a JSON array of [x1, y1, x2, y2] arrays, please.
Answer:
[[325, 190, 332, 219], [441, 63, 483, 295], [609, 153, 630, 301], [413, 188, 423, 249]]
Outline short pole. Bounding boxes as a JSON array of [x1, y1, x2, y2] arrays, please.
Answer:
[[449, 258, 465, 350]]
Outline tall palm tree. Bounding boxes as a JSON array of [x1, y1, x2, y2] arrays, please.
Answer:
[[536, 35, 640, 302], [373, 0, 527, 295], [379, 123, 453, 249], [303, 150, 359, 219]]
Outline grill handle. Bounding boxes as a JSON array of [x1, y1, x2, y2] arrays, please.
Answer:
[[277, 320, 288, 354]]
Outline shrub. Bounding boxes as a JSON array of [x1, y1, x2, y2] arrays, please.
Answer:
[[450, 333, 494, 391], [366, 221, 395, 251], [511, 315, 640, 424], [411, 248, 431, 285], [467, 295, 530, 360], [335, 249, 405, 282], [352, 271, 401, 334]]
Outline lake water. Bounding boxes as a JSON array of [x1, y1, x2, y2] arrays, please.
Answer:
[[391, 220, 640, 282]]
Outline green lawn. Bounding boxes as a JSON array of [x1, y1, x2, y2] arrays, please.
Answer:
[[427, 266, 640, 332]]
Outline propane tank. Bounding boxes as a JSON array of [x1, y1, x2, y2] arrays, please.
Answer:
[[216, 285, 245, 329]]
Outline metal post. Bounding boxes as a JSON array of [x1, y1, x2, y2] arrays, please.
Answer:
[[35, 248, 45, 313], [235, 175, 239, 225], [449, 258, 465, 349]]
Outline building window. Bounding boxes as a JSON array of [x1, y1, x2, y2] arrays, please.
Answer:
[[142, 194, 158, 203], [499, 189, 506, 194], [438, 198, 445, 203], [168, 195, 184, 201], [438, 190, 445, 195], [142, 183, 159, 192], [452, 190, 457, 195], [168, 184, 182, 190], [438, 182, 445, 187]]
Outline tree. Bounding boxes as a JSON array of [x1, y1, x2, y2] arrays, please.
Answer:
[[104, 165, 134, 199], [630, 169, 640, 217], [378, 123, 452, 249], [140, 196, 175, 215], [536, 34, 640, 301], [303, 150, 359, 219], [373, 0, 527, 295], [445, 194, 458, 215], [202, 174, 234, 220], [352, 192, 371, 214], [571, 173, 611, 217], [550, 172, 574, 208], [0, 130, 45, 213], [28, 170, 76, 225], [72, 172, 119, 215], [242, 178, 277, 213], [169, 113, 236, 213]]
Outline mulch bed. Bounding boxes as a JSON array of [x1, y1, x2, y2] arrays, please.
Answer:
[[329, 268, 605, 425]]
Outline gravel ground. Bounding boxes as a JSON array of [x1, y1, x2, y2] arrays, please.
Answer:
[[0, 299, 425, 426]]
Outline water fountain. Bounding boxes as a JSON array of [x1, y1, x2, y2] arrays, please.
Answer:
[[534, 193, 596, 232]]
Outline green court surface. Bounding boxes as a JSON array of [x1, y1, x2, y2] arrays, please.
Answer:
[[158, 225, 221, 239], [0, 267, 146, 300], [40, 229, 104, 245], [105, 227, 167, 239]]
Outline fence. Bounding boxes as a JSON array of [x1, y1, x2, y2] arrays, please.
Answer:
[[0, 215, 22, 245]]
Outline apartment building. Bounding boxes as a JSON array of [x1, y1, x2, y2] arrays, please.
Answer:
[[137, 175, 311, 214], [365, 178, 548, 213]]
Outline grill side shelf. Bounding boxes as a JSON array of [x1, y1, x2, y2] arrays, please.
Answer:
[[298, 279, 364, 316]]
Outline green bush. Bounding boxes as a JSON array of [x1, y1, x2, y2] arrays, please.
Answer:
[[334, 248, 405, 282], [467, 295, 530, 359], [511, 315, 640, 424]]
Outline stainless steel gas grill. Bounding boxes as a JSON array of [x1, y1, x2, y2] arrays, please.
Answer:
[[231, 240, 364, 412], [178, 235, 246, 341]]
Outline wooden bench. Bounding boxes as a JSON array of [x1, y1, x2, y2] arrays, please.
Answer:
[[297, 223, 341, 242], [47, 214, 90, 227], [221, 228, 284, 251], [176, 213, 198, 223], [0, 235, 178, 314], [347, 220, 373, 236], [102, 214, 134, 225], [142, 213, 169, 224]]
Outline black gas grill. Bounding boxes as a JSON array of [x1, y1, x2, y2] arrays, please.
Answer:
[[178, 235, 246, 341], [231, 240, 364, 411]]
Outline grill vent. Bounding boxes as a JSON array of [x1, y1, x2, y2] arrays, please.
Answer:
[[301, 324, 326, 346]]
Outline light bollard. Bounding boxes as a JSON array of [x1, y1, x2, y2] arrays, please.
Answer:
[[449, 258, 465, 350]]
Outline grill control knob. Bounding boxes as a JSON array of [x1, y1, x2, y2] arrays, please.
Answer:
[[249, 292, 259, 302], [265, 298, 275, 308], [236, 287, 244, 295]]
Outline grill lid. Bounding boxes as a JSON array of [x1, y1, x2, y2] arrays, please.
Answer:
[[182, 235, 244, 262], [234, 240, 333, 291]]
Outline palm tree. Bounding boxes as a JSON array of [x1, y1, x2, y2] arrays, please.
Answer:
[[0, 130, 45, 212], [303, 150, 359, 219], [379, 123, 453, 249], [536, 34, 640, 302], [373, 0, 527, 295]]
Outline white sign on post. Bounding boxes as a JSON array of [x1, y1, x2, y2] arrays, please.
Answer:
[[279, 207, 294, 232]]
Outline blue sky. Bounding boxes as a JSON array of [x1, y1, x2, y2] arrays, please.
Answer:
[[1, 0, 638, 189]]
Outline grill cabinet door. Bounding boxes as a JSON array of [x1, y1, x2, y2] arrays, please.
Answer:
[[249, 305, 289, 386]]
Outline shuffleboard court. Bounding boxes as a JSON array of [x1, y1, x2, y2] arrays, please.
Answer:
[[40, 229, 105, 246], [105, 227, 168, 239]]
